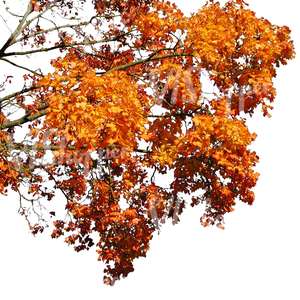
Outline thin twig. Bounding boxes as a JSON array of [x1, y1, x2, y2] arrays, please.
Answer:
[[0, 57, 43, 76]]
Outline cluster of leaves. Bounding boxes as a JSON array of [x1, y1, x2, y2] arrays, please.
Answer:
[[0, 0, 294, 284]]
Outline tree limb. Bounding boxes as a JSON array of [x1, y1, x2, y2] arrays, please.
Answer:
[[2, 31, 135, 57], [100, 53, 193, 74], [0, 86, 39, 104], [0, 0, 33, 54], [0, 57, 43, 76], [0, 105, 48, 130]]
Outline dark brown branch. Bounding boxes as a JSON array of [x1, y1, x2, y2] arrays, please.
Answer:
[[0, 104, 48, 130], [0, 86, 39, 104], [2, 141, 151, 155], [100, 53, 193, 74], [2, 40, 103, 57], [0, 58, 43, 76], [2, 31, 136, 57], [14, 20, 91, 44]]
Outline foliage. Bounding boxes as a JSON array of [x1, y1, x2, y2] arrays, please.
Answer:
[[0, 0, 294, 284]]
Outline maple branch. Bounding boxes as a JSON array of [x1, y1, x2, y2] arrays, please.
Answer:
[[42, 166, 72, 203], [13, 13, 120, 44], [2, 31, 135, 57], [16, 2, 59, 38], [2, 41, 101, 57], [147, 107, 204, 119], [0, 104, 48, 130], [0, 1, 33, 54], [0, 13, 13, 34], [14, 20, 91, 44], [148, 112, 193, 118], [134, 149, 150, 154], [0, 58, 43, 76], [0, 86, 39, 104], [100, 53, 193, 74], [2, 0, 23, 18], [0, 2, 59, 56], [17, 188, 33, 229], [2, 141, 151, 155]]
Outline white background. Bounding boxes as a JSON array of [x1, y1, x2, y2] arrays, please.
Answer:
[[0, 0, 299, 299]]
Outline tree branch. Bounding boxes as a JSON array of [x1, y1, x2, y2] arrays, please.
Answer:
[[2, 31, 136, 57], [0, 86, 39, 104], [14, 20, 91, 44], [2, 141, 151, 155], [0, 104, 48, 130], [0, 58, 43, 76], [100, 53, 193, 74], [0, 0, 33, 54]]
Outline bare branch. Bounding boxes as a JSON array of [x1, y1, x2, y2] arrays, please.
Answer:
[[0, 57, 43, 76], [0, 1, 33, 54], [0, 13, 12, 33]]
